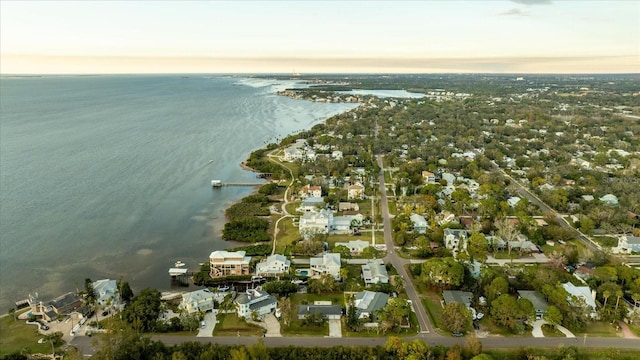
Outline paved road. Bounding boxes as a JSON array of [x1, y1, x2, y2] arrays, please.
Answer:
[[490, 161, 601, 253], [377, 154, 432, 334]]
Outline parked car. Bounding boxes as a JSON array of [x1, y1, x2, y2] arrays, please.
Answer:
[[200, 321, 206, 329]]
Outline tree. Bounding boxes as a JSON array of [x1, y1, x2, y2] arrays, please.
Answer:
[[85, 278, 96, 305], [441, 302, 472, 334], [544, 305, 563, 326], [377, 298, 411, 333], [467, 232, 489, 261], [346, 297, 361, 331], [303, 311, 327, 326], [484, 277, 508, 305], [333, 245, 352, 259], [308, 274, 339, 294], [118, 277, 134, 303], [361, 246, 382, 259], [122, 288, 162, 332], [490, 294, 527, 333], [8, 307, 16, 322], [421, 257, 465, 289]]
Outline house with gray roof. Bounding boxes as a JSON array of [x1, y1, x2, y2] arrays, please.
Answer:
[[361, 259, 389, 285], [179, 288, 215, 314], [442, 290, 473, 308], [444, 229, 470, 255], [235, 289, 277, 319], [354, 291, 389, 319], [335, 239, 371, 255], [613, 235, 640, 254], [410, 213, 429, 234], [297, 304, 342, 320], [310, 253, 341, 279]]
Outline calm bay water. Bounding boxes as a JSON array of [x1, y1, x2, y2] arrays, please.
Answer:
[[0, 75, 357, 310]]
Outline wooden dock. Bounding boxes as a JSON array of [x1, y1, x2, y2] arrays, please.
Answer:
[[212, 180, 264, 188]]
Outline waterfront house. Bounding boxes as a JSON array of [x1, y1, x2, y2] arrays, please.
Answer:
[[297, 304, 342, 320], [179, 288, 215, 314], [235, 289, 277, 319], [410, 213, 429, 234], [255, 254, 291, 277], [361, 259, 389, 285], [209, 250, 251, 278], [335, 239, 371, 255], [92, 279, 118, 306], [283, 147, 304, 162], [29, 292, 84, 322], [310, 253, 341, 279]]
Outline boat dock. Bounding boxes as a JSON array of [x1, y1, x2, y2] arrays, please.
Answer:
[[211, 180, 264, 188]]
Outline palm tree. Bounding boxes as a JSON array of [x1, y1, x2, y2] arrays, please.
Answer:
[[615, 289, 623, 310], [603, 289, 611, 308]]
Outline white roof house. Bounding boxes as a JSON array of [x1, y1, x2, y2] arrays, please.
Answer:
[[299, 209, 333, 238], [507, 196, 522, 207], [209, 250, 252, 277], [235, 289, 277, 319], [599, 194, 619, 206], [92, 279, 118, 306], [310, 253, 341, 279], [335, 240, 371, 255], [361, 259, 389, 285], [331, 150, 343, 160], [613, 235, 640, 254], [179, 288, 216, 314], [410, 214, 428, 234], [444, 229, 470, 255], [255, 254, 291, 276], [283, 147, 304, 162], [562, 282, 598, 318]]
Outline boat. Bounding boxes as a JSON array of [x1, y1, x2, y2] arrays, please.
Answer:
[[174, 261, 185, 268]]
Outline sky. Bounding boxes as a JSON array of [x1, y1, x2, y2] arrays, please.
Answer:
[[1, 0, 638, 74]]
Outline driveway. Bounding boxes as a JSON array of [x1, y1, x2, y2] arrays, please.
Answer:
[[197, 311, 217, 337], [531, 319, 575, 338], [263, 314, 282, 337], [328, 319, 342, 338]]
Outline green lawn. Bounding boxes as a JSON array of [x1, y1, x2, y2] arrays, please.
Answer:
[[212, 314, 263, 336], [274, 217, 300, 254], [0, 313, 55, 357], [575, 322, 619, 337], [541, 324, 565, 337]]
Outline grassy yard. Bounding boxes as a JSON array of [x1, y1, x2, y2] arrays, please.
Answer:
[[281, 292, 345, 336], [575, 322, 619, 337], [274, 217, 300, 254], [212, 314, 263, 336], [0, 313, 55, 357], [541, 324, 565, 337], [285, 202, 301, 215]]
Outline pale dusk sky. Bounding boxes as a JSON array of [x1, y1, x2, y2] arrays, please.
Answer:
[[1, 0, 638, 74]]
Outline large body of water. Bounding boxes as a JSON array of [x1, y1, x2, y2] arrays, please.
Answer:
[[0, 75, 357, 310]]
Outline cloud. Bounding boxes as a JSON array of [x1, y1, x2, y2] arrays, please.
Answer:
[[510, 0, 552, 5], [499, 8, 529, 17]]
